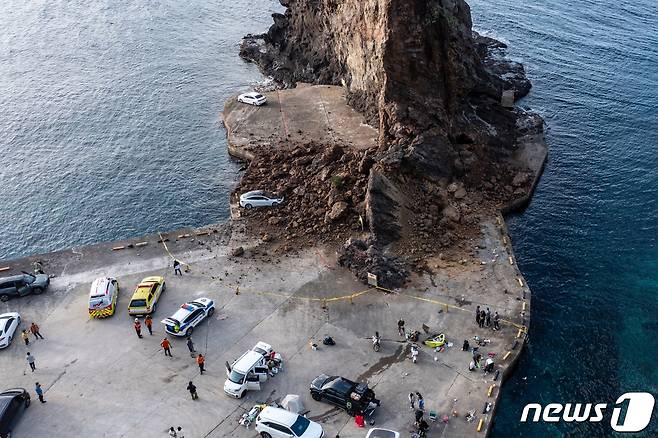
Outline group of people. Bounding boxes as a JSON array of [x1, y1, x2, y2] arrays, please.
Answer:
[[409, 392, 429, 437], [475, 305, 500, 330], [467, 348, 495, 373], [20, 322, 44, 346]]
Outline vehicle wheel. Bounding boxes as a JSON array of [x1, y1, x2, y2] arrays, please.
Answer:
[[32, 287, 43, 295], [25, 398, 30, 408], [186, 327, 194, 337], [0, 294, 9, 302], [8, 335, 12, 344], [207, 307, 215, 317], [244, 203, 253, 209], [151, 302, 156, 314], [260, 433, 272, 438], [162, 282, 166, 292], [373, 343, 381, 352], [238, 391, 245, 399], [311, 392, 322, 401], [271, 202, 279, 207]]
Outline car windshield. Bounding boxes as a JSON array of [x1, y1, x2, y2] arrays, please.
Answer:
[[254, 94, 264, 99], [253, 347, 268, 355], [130, 299, 147, 308], [290, 415, 310, 436], [228, 370, 245, 384]]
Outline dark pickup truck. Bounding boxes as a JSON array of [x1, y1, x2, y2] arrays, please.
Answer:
[[0, 273, 50, 302], [310, 374, 381, 416]]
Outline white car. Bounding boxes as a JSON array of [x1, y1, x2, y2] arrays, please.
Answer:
[[365, 428, 400, 438], [239, 190, 284, 209], [161, 298, 215, 337], [256, 406, 324, 438], [238, 91, 267, 106], [88, 277, 119, 318], [0, 312, 21, 349]]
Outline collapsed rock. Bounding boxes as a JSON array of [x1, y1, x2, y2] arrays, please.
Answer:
[[337, 238, 409, 289]]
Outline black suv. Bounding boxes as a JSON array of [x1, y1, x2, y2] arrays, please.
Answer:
[[0, 273, 49, 302], [0, 388, 30, 437], [310, 374, 380, 416]]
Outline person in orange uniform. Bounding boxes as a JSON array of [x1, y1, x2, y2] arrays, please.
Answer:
[[161, 338, 172, 357], [144, 315, 153, 335], [133, 318, 142, 338], [196, 353, 205, 374]]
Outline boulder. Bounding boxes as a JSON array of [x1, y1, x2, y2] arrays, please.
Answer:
[[443, 205, 461, 223], [326, 201, 348, 222], [231, 247, 244, 257]]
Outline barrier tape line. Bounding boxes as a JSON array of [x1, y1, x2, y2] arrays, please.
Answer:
[[154, 231, 527, 333]]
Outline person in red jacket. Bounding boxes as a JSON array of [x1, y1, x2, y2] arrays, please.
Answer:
[[161, 338, 172, 357], [133, 319, 142, 338]]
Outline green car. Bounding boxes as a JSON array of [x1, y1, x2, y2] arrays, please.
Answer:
[[0, 273, 50, 302]]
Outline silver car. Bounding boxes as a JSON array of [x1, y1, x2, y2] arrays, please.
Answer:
[[0, 273, 49, 302], [239, 190, 284, 209]]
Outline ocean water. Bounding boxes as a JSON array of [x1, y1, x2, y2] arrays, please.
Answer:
[[467, 0, 658, 436], [0, 0, 281, 259], [1, 0, 657, 436]]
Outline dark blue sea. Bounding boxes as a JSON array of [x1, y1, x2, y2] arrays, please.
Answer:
[[1, 0, 656, 436], [0, 0, 281, 259], [468, 0, 658, 436]]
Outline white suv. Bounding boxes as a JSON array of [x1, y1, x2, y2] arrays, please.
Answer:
[[256, 407, 324, 438]]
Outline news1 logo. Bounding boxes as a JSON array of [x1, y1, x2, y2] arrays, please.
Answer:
[[520, 392, 655, 432]]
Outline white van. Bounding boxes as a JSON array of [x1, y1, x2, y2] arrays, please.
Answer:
[[224, 350, 270, 398]]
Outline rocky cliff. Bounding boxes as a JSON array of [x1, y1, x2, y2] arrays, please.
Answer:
[[238, 0, 545, 287]]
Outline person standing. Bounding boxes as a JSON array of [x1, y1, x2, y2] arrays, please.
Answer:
[[133, 318, 143, 338], [21, 330, 30, 346], [168, 426, 177, 437], [485, 308, 491, 327], [161, 338, 172, 357], [26, 352, 36, 372], [144, 315, 153, 335], [475, 306, 481, 326], [196, 353, 205, 374], [397, 318, 406, 336], [493, 312, 500, 331], [478, 310, 486, 328], [417, 392, 425, 411], [408, 392, 416, 410], [30, 322, 44, 340], [174, 259, 182, 276], [186, 337, 195, 355], [176, 426, 185, 438], [187, 381, 198, 400], [35, 382, 46, 403]]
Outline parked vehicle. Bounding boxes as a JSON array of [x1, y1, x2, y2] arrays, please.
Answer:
[[255, 406, 324, 438], [161, 298, 215, 337], [88, 277, 119, 318], [365, 429, 400, 438], [0, 388, 30, 437], [309, 374, 381, 416], [224, 348, 271, 398], [0, 273, 49, 302], [128, 276, 165, 316], [0, 313, 21, 349], [237, 91, 267, 106], [239, 190, 284, 209]]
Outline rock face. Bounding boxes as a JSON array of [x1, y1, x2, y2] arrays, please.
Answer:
[[238, 0, 546, 288]]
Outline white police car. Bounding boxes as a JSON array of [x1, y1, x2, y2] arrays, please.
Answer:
[[161, 298, 215, 337]]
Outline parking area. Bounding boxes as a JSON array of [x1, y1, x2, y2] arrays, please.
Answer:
[[0, 218, 528, 437]]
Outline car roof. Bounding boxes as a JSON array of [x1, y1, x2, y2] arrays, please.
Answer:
[[244, 91, 263, 97], [242, 190, 264, 197], [324, 376, 355, 393], [366, 429, 400, 438], [132, 278, 161, 299], [0, 312, 19, 319], [169, 302, 200, 321], [232, 350, 264, 373], [0, 274, 27, 283], [259, 406, 299, 425], [90, 277, 115, 297]]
